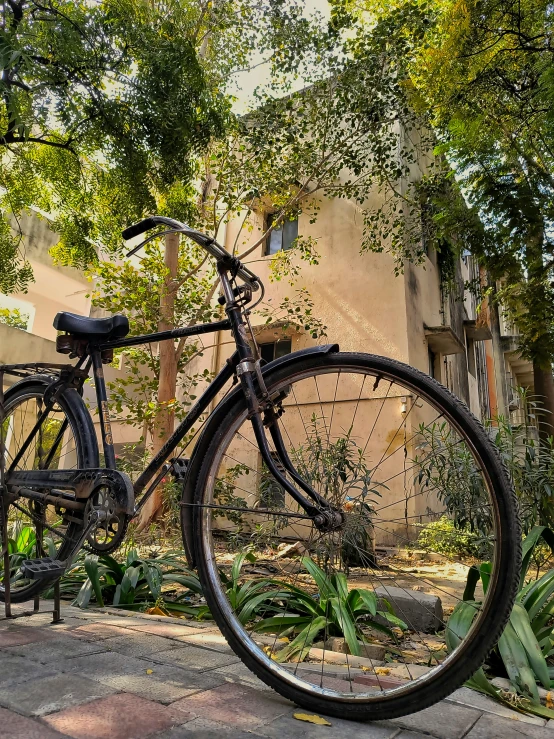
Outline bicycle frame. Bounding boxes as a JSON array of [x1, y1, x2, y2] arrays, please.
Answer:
[[92, 317, 239, 515], [2, 266, 334, 533], [84, 266, 328, 519]]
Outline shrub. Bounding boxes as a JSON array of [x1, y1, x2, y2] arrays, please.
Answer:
[[416, 517, 483, 558]]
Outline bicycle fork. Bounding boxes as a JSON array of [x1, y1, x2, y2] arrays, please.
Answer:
[[219, 268, 343, 533]]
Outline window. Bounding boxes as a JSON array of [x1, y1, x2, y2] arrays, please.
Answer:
[[466, 337, 476, 377], [264, 213, 298, 256], [259, 338, 291, 364], [260, 452, 286, 508], [428, 348, 439, 380]]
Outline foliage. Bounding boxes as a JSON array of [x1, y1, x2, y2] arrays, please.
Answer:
[[415, 420, 492, 544], [416, 398, 554, 539], [254, 556, 407, 663], [88, 241, 219, 444], [348, 0, 554, 388], [72, 549, 196, 609], [486, 402, 554, 534], [416, 517, 483, 558], [0, 0, 239, 292], [0, 307, 28, 330], [447, 526, 554, 718]]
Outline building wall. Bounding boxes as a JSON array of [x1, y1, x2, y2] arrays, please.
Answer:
[[4, 211, 90, 341]]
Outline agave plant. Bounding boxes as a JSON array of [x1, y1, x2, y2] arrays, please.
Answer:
[[72, 549, 200, 609], [168, 552, 291, 621], [253, 556, 407, 662], [447, 526, 554, 718]]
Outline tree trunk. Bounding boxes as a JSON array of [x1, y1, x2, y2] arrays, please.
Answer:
[[487, 278, 508, 420], [138, 231, 179, 529], [533, 361, 554, 442], [525, 224, 554, 441]]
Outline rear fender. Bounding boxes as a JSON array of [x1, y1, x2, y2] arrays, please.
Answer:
[[180, 343, 339, 567]]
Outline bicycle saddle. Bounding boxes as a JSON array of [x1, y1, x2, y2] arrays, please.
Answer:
[[53, 312, 130, 340]]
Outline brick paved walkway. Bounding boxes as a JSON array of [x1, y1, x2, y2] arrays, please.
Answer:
[[0, 601, 552, 738]]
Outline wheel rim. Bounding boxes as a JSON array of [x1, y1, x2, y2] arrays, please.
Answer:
[[1, 389, 83, 597], [197, 361, 513, 703]]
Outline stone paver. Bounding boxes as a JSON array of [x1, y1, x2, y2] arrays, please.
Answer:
[[58, 650, 163, 682], [465, 714, 554, 738], [446, 687, 547, 726], [0, 706, 68, 739], [0, 653, 57, 686], [42, 692, 192, 739], [124, 621, 209, 638], [100, 664, 226, 704], [174, 629, 234, 653], [153, 717, 269, 737], [4, 633, 105, 661], [2, 601, 554, 739], [0, 626, 53, 647], [170, 681, 291, 730], [102, 631, 178, 657], [155, 643, 241, 670], [211, 660, 276, 690], [390, 701, 482, 739], [255, 714, 396, 738], [0, 673, 116, 716], [66, 622, 134, 641]]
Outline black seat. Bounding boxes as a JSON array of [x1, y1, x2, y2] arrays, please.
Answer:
[[53, 312, 130, 340]]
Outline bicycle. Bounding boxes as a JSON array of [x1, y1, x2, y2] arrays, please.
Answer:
[[0, 215, 520, 721]]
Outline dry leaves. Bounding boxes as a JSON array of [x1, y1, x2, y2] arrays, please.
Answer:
[[293, 713, 332, 726]]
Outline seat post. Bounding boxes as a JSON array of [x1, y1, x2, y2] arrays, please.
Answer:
[[90, 349, 117, 469]]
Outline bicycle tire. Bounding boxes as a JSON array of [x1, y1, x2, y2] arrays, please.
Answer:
[[188, 352, 520, 721], [1, 378, 99, 602]]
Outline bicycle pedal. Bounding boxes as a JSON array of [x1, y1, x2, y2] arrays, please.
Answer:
[[21, 557, 66, 580], [169, 457, 189, 482]]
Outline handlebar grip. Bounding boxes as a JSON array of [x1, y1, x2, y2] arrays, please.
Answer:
[[122, 217, 158, 240]]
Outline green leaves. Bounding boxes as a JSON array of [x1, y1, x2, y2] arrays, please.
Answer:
[[452, 526, 554, 714], [72, 550, 193, 611]]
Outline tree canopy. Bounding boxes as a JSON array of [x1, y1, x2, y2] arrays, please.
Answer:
[[341, 0, 554, 425]]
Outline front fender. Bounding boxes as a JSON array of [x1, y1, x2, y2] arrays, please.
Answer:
[[180, 343, 339, 567]]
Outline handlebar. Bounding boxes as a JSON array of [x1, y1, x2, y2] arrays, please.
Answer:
[[122, 216, 260, 291]]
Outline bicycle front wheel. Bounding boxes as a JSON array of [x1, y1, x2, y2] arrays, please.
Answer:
[[190, 352, 520, 721]]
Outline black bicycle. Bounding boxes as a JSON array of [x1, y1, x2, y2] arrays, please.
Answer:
[[0, 216, 520, 721]]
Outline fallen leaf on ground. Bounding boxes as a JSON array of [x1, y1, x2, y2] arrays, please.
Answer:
[[293, 713, 331, 726], [146, 669, 154, 675], [375, 667, 391, 675], [145, 606, 169, 616]]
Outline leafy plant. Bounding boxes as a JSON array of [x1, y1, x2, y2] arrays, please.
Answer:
[[415, 517, 484, 558], [72, 549, 197, 609], [290, 417, 385, 567], [485, 395, 554, 534], [253, 556, 407, 663], [0, 308, 28, 330], [446, 526, 554, 718], [415, 421, 492, 542], [168, 552, 290, 621]]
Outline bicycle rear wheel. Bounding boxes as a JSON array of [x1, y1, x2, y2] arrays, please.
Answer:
[[189, 352, 520, 721], [1, 379, 98, 602]]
